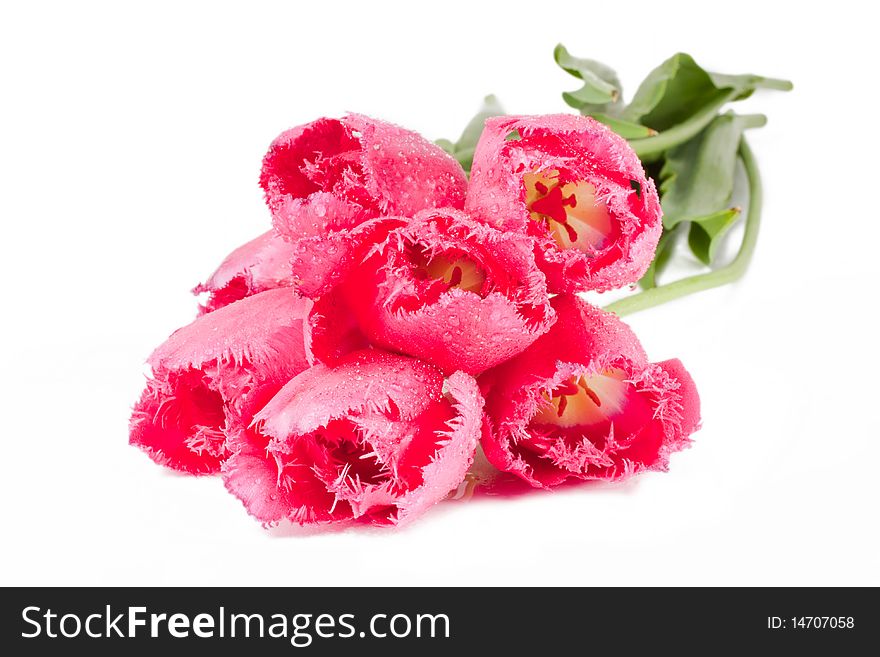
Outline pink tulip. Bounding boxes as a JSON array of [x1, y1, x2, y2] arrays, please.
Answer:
[[129, 289, 311, 474], [193, 230, 298, 314], [260, 114, 468, 244], [295, 208, 556, 375], [466, 114, 662, 293], [479, 295, 700, 487], [223, 350, 483, 526]]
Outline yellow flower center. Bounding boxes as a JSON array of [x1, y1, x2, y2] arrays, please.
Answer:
[[524, 170, 613, 252], [532, 369, 628, 427], [416, 252, 486, 294]]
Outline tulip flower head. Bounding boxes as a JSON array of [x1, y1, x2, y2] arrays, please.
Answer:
[[466, 114, 662, 293], [223, 350, 483, 526], [260, 114, 468, 244], [299, 208, 556, 375], [129, 289, 311, 474], [480, 295, 700, 487]]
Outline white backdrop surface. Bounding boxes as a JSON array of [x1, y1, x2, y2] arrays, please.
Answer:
[[1, 0, 877, 586]]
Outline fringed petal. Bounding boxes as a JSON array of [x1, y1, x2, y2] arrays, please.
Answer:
[[466, 114, 662, 293], [129, 289, 312, 474], [260, 114, 467, 245], [479, 295, 700, 487], [223, 350, 482, 526], [308, 209, 556, 375], [193, 230, 298, 314]]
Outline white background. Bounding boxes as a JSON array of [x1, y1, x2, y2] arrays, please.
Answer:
[[1, 1, 877, 586]]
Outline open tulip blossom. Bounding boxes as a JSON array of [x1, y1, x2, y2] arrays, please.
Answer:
[[479, 295, 700, 487], [466, 114, 662, 294], [130, 288, 312, 475], [131, 110, 703, 529], [261, 114, 468, 245], [222, 350, 483, 526], [293, 208, 557, 375]]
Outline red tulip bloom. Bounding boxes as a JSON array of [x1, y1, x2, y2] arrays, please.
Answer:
[[480, 295, 700, 487], [466, 114, 662, 293], [129, 289, 311, 474], [298, 208, 556, 375], [223, 350, 483, 526], [193, 230, 298, 314], [260, 114, 468, 244]]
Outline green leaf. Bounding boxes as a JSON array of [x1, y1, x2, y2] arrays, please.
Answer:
[[660, 112, 765, 227], [622, 53, 729, 131], [456, 95, 504, 151], [688, 208, 741, 265], [622, 53, 792, 160], [640, 226, 680, 289], [435, 95, 505, 173], [659, 112, 765, 264], [708, 72, 794, 100], [435, 138, 456, 155], [588, 113, 657, 139], [453, 147, 478, 172], [554, 44, 622, 115]]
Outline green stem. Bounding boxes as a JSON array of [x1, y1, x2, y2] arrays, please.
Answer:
[[628, 89, 736, 161], [752, 77, 793, 91], [604, 137, 762, 317]]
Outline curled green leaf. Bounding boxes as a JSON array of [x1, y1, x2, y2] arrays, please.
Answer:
[[688, 208, 741, 265], [623, 53, 791, 159], [554, 44, 622, 115], [708, 72, 794, 100], [605, 138, 764, 317], [660, 112, 766, 264], [436, 95, 505, 173], [623, 53, 724, 130]]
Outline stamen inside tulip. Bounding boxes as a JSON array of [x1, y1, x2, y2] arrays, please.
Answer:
[[532, 369, 629, 428], [519, 366, 665, 474], [411, 247, 486, 294], [317, 419, 390, 488], [524, 170, 613, 252]]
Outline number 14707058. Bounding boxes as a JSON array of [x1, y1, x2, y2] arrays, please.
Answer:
[[768, 617, 854, 629]]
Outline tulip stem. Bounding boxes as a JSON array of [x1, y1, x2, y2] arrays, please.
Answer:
[[604, 137, 762, 317], [628, 91, 735, 161]]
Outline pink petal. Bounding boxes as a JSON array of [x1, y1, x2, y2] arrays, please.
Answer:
[[288, 230, 361, 299], [656, 358, 702, 439], [260, 114, 467, 244], [193, 230, 298, 314], [309, 209, 556, 375], [304, 287, 371, 366], [479, 295, 700, 487], [465, 114, 662, 293], [129, 288, 311, 474], [222, 350, 483, 527], [395, 371, 484, 525]]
